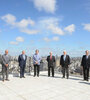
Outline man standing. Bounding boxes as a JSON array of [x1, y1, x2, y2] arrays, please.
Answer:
[[2, 50, 11, 82], [47, 52, 55, 77], [60, 50, 70, 79], [33, 50, 41, 77], [18, 51, 27, 78], [81, 50, 90, 81]]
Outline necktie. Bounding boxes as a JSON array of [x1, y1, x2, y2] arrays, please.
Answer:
[[50, 56, 52, 60]]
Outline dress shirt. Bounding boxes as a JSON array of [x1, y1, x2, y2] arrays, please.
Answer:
[[33, 54, 41, 65], [63, 55, 66, 61]]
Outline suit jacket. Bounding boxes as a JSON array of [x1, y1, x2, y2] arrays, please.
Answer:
[[47, 55, 55, 67], [81, 55, 90, 68], [60, 55, 70, 67], [2, 54, 11, 67], [18, 54, 27, 67]]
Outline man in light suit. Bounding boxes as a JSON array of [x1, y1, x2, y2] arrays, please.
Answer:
[[18, 51, 27, 78], [60, 50, 70, 79], [33, 50, 41, 77], [81, 50, 90, 81], [2, 50, 11, 82], [47, 52, 55, 77]]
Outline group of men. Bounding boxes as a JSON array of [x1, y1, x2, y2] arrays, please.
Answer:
[[0, 49, 90, 82]]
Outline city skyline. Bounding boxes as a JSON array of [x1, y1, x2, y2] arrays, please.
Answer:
[[0, 0, 90, 56]]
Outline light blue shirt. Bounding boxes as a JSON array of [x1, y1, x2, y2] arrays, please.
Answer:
[[23, 54, 25, 60], [33, 54, 41, 65], [63, 55, 66, 61], [86, 55, 88, 59]]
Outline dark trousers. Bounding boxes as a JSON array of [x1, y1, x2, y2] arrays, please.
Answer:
[[83, 67, 89, 81], [62, 66, 69, 78], [48, 66, 54, 77], [34, 65, 40, 76], [20, 66, 25, 77], [2, 66, 9, 80]]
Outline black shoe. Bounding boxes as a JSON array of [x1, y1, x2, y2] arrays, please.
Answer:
[[62, 76, 65, 78], [23, 76, 25, 78], [84, 78, 86, 80], [33, 75, 36, 77], [2, 80, 4, 82], [20, 76, 22, 78], [37, 75, 39, 77], [82, 79, 86, 81], [6, 79, 10, 81]]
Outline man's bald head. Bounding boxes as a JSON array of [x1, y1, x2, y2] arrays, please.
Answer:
[[5, 50, 8, 55], [22, 51, 25, 55], [63, 50, 67, 55], [35, 49, 39, 54], [85, 50, 89, 55], [50, 52, 52, 56]]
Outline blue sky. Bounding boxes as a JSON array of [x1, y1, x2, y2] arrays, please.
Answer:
[[0, 0, 90, 56]]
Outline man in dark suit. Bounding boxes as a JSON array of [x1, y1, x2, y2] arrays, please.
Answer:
[[60, 50, 70, 79], [47, 52, 55, 77], [81, 50, 90, 81], [18, 51, 27, 78]]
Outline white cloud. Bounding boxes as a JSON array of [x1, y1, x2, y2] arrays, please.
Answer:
[[10, 41, 18, 45], [43, 37, 51, 42], [10, 37, 24, 45], [20, 28, 39, 34], [83, 24, 90, 31], [48, 24, 64, 35], [64, 24, 75, 34], [16, 37, 24, 42], [43, 36, 59, 42], [39, 17, 64, 35], [16, 18, 35, 28], [39, 17, 75, 35], [1, 14, 38, 34], [31, 0, 57, 13], [52, 36, 59, 41], [38, 17, 61, 27], [1, 14, 16, 25]]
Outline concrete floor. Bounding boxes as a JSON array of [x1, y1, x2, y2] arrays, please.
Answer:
[[0, 71, 90, 100]]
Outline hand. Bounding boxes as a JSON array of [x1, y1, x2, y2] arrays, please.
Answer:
[[36, 62, 38, 64], [35, 61, 38, 64], [5, 64, 8, 67]]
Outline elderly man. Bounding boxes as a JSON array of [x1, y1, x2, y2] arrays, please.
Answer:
[[33, 50, 41, 77], [18, 51, 27, 78], [81, 50, 90, 81], [2, 50, 11, 81], [47, 52, 55, 77], [60, 50, 70, 79]]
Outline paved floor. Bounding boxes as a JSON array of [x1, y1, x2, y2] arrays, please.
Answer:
[[0, 71, 90, 100]]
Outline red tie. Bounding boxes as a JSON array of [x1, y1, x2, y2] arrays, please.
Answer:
[[50, 56, 52, 60]]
